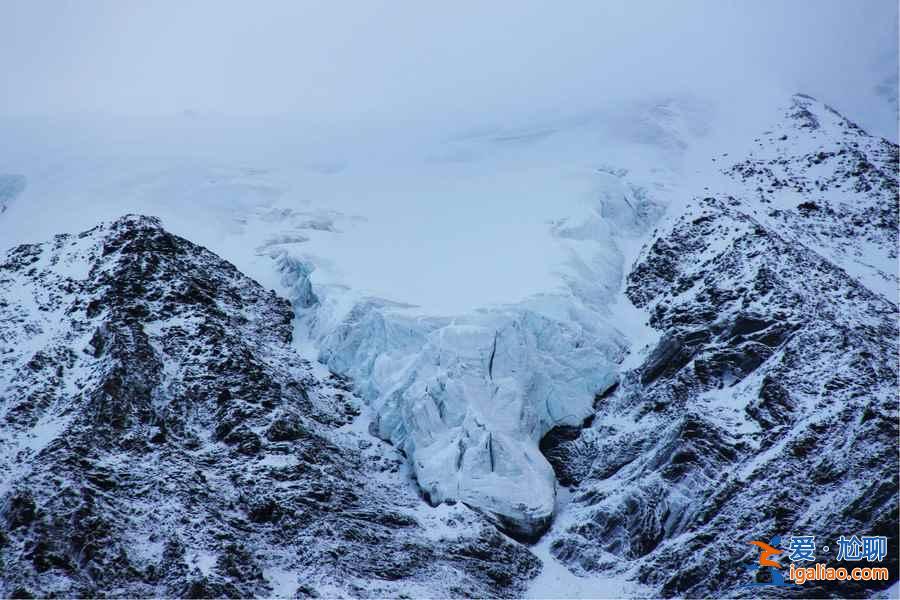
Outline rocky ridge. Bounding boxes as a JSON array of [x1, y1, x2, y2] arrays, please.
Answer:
[[0, 215, 539, 598], [541, 95, 899, 597]]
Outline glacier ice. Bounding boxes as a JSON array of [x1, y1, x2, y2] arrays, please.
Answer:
[[281, 164, 671, 538]]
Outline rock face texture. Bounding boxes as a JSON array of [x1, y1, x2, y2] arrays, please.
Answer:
[[542, 95, 898, 597], [723, 94, 898, 299], [0, 215, 539, 598]]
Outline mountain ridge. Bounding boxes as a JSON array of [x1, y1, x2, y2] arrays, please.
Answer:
[[539, 94, 898, 597], [0, 214, 540, 598]]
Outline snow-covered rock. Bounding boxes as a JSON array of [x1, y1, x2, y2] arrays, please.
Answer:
[[0, 215, 540, 597], [720, 94, 898, 300], [540, 95, 898, 597]]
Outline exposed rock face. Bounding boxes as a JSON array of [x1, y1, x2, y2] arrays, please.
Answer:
[[723, 94, 898, 300], [0, 215, 540, 598], [541, 95, 898, 597]]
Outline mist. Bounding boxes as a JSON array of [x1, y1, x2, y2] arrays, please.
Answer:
[[2, 1, 897, 138], [0, 1, 897, 314]]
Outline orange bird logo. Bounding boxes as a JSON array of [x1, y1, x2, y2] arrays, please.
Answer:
[[750, 540, 783, 568]]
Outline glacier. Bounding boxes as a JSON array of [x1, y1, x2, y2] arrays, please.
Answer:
[[0, 97, 714, 537], [274, 116, 695, 537]]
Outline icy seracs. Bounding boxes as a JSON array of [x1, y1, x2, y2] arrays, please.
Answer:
[[283, 165, 668, 539]]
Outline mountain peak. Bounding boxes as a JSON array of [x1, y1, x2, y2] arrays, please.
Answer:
[[787, 92, 870, 137], [0, 218, 540, 598]]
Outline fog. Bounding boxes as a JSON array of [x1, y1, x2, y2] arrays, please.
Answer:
[[0, 1, 897, 313], [2, 1, 897, 137]]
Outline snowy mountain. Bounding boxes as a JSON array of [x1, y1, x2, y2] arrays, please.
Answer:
[[541, 95, 898, 596], [0, 93, 897, 598], [0, 216, 538, 597]]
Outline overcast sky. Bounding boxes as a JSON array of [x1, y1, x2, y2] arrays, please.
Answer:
[[2, 1, 897, 136]]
